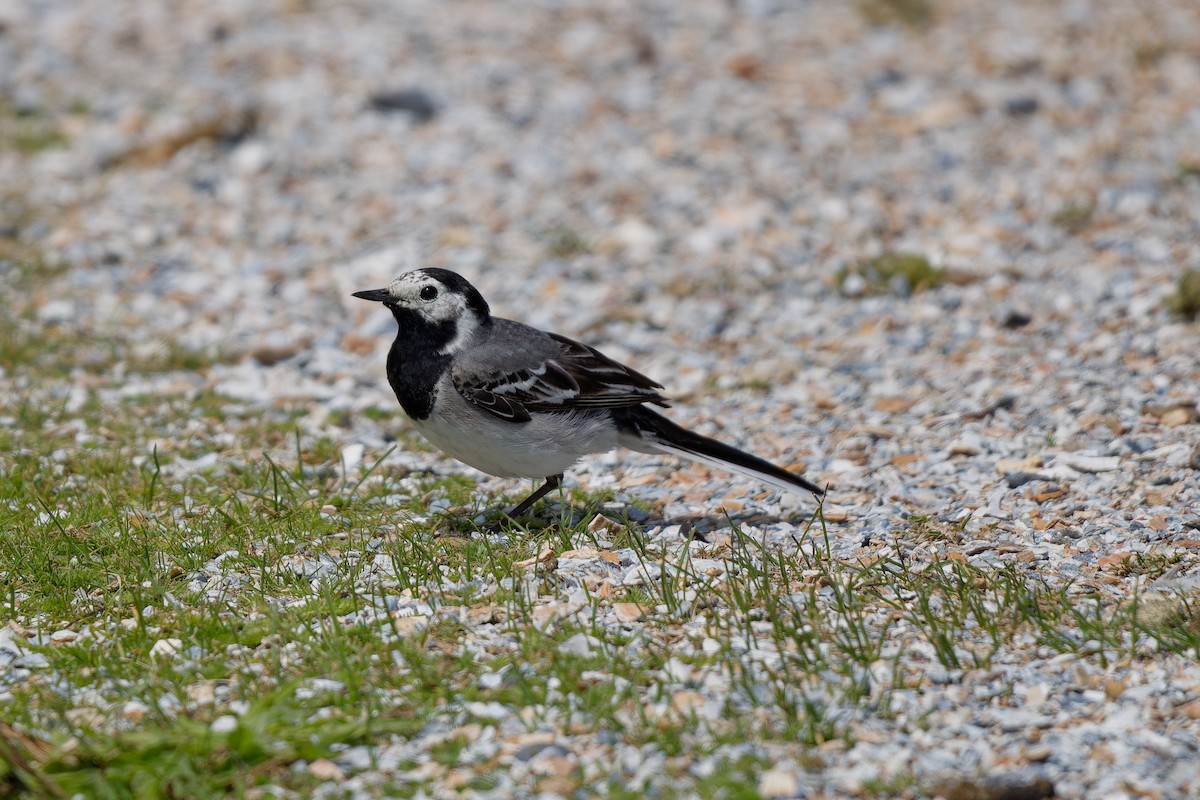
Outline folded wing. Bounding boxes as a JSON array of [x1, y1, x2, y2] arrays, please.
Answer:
[[452, 322, 670, 423]]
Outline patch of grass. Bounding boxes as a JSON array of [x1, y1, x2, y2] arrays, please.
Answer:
[[1166, 268, 1200, 321], [0, 380, 498, 796], [8, 682, 423, 799], [0, 312, 69, 374], [1110, 551, 1184, 580], [738, 377, 773, 393], [858, 0, 935, 29], [904, 515, 966, 544], [10, 128, 68, 155], [0, 103, 69, 154], [126, 340, 221, 373], [544, 226, 592, 259], [0, 301, 216, 379], [863, 771, 918, 797], [2, 309, 1197, 796], [1051, 203, 1094, 234], [1132, 39, 1171, 69], [692, 754, 774, 798], [0, 202, 44, 265], [1133, 587, 1200, 642], [5, 254, 70, 290], [360, 405, 395, 422], [839, 251, 944, 296]]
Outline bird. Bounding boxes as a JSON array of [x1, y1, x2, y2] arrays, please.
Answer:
[[352, 268, 824, 521]]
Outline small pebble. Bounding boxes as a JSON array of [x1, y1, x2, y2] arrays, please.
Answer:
[[368, 88, 438, 122], [758, 767, 800, 798], [211, 715, 239, 734], [307, 758, 345, 781]]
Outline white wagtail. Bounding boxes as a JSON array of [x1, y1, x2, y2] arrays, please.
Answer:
[[353, 269, 824, 519]]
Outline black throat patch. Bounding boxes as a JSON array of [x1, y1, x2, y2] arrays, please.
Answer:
[[384, 307, 456, 420]]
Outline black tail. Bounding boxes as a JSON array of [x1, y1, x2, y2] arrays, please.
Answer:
[[615, 407, 825, 497]]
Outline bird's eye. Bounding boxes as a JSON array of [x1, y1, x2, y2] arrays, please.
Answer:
[[420, 285, 438, 301]]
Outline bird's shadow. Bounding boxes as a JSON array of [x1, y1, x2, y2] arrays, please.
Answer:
[[438, 498, 819, 544], [636, 509, 821, 542]]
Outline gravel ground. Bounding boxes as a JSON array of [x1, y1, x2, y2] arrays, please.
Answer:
[[3, 0, 1200, 797]]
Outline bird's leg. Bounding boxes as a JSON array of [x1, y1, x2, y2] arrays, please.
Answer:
[[504, 474, 563, 519]]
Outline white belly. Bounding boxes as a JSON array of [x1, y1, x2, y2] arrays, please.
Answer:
[[410, 382, 619, 478]]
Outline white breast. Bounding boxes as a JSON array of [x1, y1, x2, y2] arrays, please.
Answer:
[[410, 376, 619, 478]]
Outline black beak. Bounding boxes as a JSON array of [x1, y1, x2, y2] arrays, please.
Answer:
[[352, 288, 392, 303]]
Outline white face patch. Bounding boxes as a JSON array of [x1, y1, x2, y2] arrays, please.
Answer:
[[438, 308, 481, 355], [386, 270, 483, 355]]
